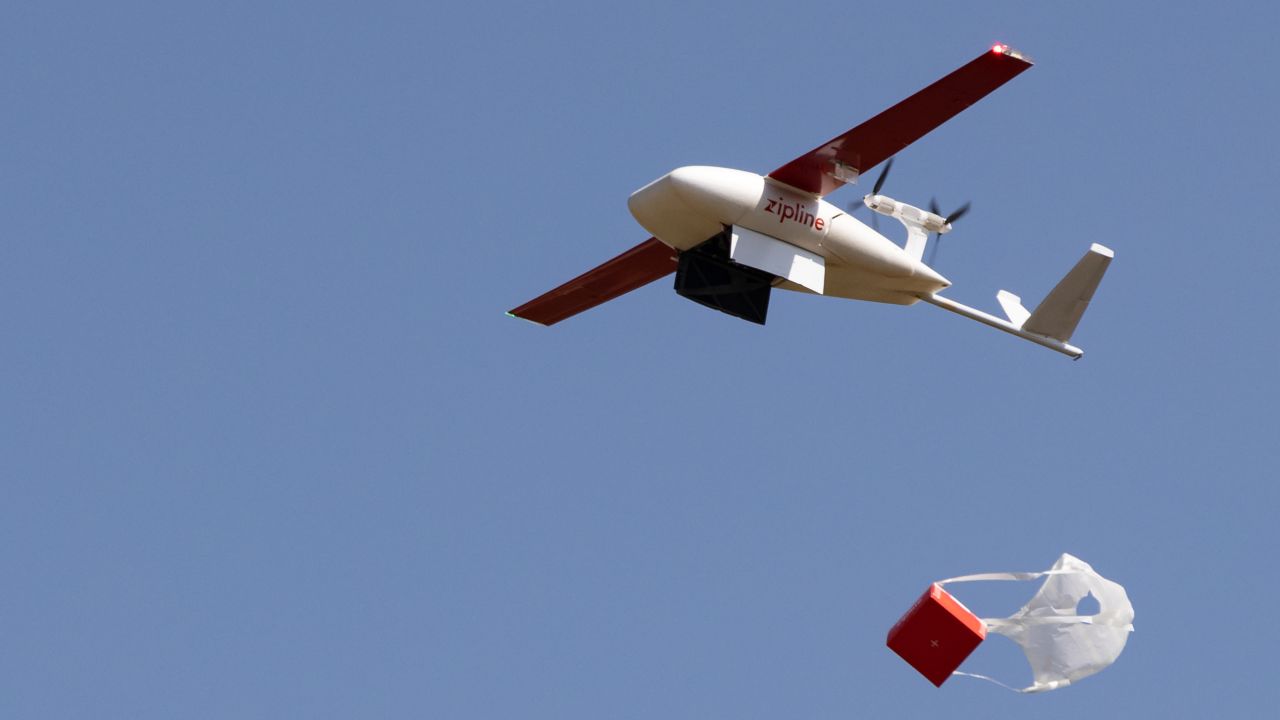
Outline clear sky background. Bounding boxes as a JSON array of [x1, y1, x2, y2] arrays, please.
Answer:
[[4, 1, 1278, 717]]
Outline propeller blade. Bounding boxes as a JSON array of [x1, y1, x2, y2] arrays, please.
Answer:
[[929, 197, 941, 217], [946, 202, 971, 225], [871, 157, 894, 195], [871, 212, 880, 232], [928, 234, 941, 266]]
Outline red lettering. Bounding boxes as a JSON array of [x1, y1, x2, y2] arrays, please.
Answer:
[[762, 196, 827, 231]]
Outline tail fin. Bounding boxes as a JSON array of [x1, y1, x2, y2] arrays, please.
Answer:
[[1014, 244, 1113, 342]]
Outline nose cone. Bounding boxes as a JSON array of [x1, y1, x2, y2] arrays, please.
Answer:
[[629, 166, 766, 250], [665, 166, 764, 221]]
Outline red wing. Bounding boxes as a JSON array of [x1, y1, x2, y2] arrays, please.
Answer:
[[768, 47, 1033, 196], [508, 238, 678, 326]]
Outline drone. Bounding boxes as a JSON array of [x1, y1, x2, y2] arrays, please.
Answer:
[[509, 45, 1112, 359]]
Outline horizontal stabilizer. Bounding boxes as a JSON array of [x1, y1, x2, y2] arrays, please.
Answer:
[[1023, 244, 1113, 342], [997, 290, 1030, 327]]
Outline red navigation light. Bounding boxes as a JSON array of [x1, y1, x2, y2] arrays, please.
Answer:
[[991, 43, 1006, 54]]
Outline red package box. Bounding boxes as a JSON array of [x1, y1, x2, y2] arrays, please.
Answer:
[[886, 583, 986, 687]]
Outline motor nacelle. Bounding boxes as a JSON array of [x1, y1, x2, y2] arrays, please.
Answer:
[[864, 194, 951, 234]]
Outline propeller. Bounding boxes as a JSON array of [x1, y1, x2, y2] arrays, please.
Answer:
[[945, 202, 970, 225], [927, 197, 972, 266], [844, 159, 972, 259], [871, 157, 893, 195], [847, 158, 895, 231]]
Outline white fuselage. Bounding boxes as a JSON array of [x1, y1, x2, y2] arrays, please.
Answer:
[[627, 166, 949, 305]]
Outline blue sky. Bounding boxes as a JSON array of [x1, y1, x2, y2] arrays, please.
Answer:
[[4, 1, 1278, 717]]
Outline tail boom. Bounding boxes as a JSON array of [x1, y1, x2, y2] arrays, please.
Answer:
[[921, 293, 1085, 358]]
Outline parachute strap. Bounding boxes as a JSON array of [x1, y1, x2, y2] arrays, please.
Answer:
[[936, 568, 1095, 625], [985, 616, 1095, 627], [938, 569, 1100, 627], [936, 569, 1073, 585], [951, 671, 1025, 693], [938, 569, 1131, 628], [952, 671, 1071, 694]]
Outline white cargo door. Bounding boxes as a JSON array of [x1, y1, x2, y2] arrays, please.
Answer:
[[729, 225, 825, 294]]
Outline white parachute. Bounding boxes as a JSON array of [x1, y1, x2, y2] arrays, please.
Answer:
[[939, 553, 1135, 693]]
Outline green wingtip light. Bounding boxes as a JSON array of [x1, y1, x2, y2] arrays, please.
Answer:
[[506, 311, 549, 327]]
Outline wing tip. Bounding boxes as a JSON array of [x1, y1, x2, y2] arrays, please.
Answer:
[[991, 43, 1034, 65], [506, 311, 550, 327]]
